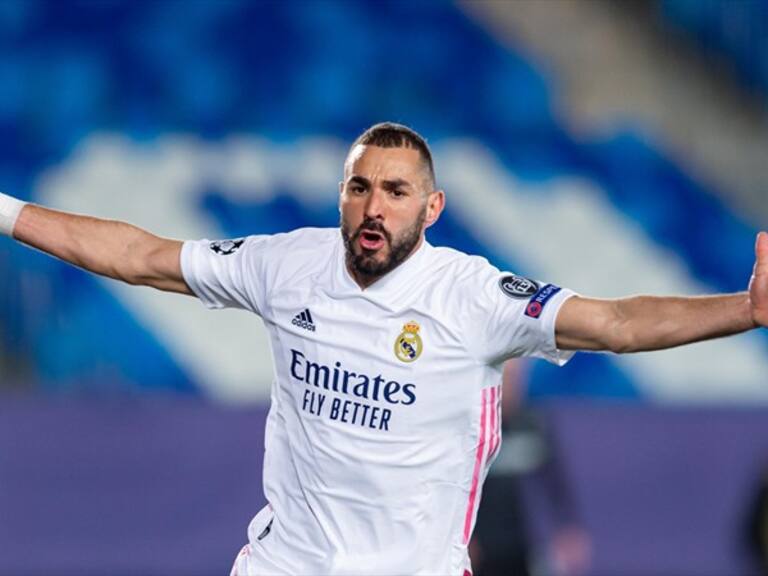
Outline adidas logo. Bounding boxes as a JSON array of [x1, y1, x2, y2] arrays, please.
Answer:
[[292, 309, 316, 332]]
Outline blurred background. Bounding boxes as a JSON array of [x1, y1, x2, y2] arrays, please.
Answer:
[[1, 0, 767, 574]]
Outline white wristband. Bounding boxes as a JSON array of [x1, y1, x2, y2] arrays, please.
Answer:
[[0, 192, 27, 237]]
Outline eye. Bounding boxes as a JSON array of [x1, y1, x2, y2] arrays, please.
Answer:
[[391, 189, 405, 198], [349, 184, 366, 194]]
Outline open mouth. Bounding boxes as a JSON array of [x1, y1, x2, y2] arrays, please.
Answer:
[[358, 230, 386, 251]]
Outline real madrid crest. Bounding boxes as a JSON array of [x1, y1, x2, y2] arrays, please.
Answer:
[[394, 321, 423, 363]]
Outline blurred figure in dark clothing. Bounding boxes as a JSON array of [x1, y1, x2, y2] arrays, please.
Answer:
[[747, 464, 768, 575], [470, 360, 591, 576]]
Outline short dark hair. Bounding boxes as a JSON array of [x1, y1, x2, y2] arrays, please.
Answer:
[[351, 122, 435, 188]]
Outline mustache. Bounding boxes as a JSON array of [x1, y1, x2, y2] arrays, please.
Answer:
[[354, 219, 391, 243]]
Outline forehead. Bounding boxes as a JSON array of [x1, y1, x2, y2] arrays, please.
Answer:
[[344, 145, 425, 182]]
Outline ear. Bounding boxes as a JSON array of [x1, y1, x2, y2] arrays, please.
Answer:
[[424, 189, 445, 229], [338, 181, 344, 213]]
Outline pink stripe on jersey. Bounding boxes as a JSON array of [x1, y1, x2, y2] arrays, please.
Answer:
[[497, 386, 502, 455], [462, 388, 488, 544], [488, 386, 498, 459], [229, 545, 249, 576], [496, 384, 501, 455]]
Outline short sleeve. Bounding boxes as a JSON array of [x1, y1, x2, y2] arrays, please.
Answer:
[[462, 263, 577, 366], [180, 235, 270, 316]]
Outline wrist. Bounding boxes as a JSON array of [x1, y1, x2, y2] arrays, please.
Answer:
[[0, 192, 27, 237], [743, 290, 760, 329]]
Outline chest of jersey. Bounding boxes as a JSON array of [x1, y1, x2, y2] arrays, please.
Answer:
[[266, 279, 489, 442]]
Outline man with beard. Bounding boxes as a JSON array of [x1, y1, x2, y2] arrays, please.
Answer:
[[1, 123, 767, 575]]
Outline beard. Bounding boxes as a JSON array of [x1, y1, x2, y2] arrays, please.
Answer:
[[341, 206, 426, 283]]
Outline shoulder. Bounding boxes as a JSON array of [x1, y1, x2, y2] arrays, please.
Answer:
[[422, 245, 549, 313], [255, 227, 339, 284], [423, 244, 500, 286], [193, 228, 337, 265], [245, 227, 338, 266], [414, 245, 506, 319], [258, 227, 338, 253]]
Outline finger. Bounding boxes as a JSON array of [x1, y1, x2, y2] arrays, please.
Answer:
[[756, 231, 768, 276]]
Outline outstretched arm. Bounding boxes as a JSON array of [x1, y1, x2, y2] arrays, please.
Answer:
[[555, 232, 768, 352], [3, 194, 192, 295]]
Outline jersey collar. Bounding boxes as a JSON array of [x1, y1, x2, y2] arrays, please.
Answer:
[[335, 230, 431, 302]]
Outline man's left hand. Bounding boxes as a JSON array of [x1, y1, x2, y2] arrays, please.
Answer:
[[750, 231, 768, 328]]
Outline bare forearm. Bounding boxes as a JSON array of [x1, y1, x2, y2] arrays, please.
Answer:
[[556, 292, 757, 352], [558, 233, 768, 353], [13, 204, 189, 293], [613, 293, 755, 352]]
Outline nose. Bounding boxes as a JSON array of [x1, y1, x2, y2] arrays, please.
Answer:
[[363, 188, 385, 221]]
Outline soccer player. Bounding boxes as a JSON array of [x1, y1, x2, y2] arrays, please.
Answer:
[[1, 123, 766, 575]]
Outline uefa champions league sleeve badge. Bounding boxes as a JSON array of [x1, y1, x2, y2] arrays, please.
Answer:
[[394, 321, 423, 363], [209, 238, 245, 255]]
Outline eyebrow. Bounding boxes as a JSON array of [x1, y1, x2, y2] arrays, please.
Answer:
[[347, 175, 412, 190], [348, 175, 371, 188], [381, 178, 412, 190]]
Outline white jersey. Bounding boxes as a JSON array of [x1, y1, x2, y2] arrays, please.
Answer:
[[181, 227, 575, 576]]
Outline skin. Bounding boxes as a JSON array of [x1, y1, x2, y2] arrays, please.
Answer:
[[339, 144, 445, 288], [13, 206, 191, 294], [555, 231, 768, 352], [9, 144, 768, 354]]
